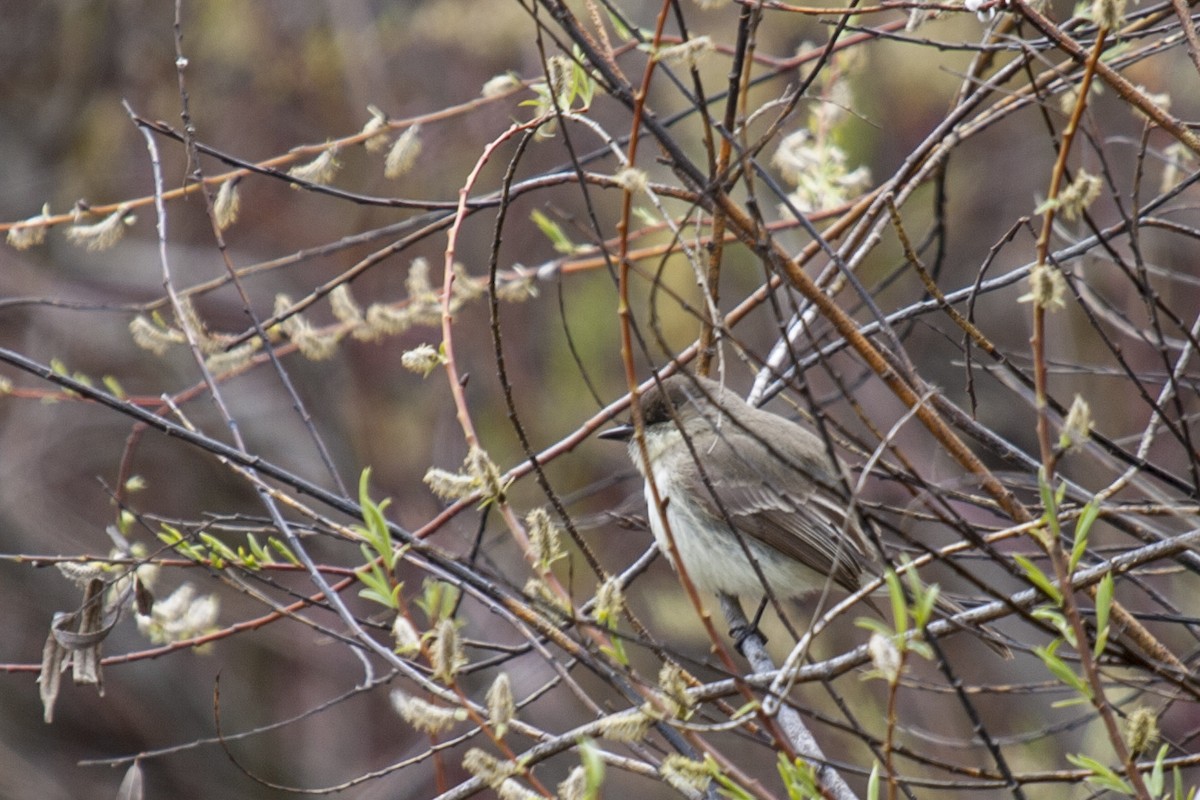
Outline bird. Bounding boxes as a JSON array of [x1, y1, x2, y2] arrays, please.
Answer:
[[601, 372, 1011, 657]]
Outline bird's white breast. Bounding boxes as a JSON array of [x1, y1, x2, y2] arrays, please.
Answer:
[[641, 448, 829, 598]]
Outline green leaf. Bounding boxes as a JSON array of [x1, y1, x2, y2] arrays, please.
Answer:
[[1069, 521, 1089, 575], [855, 617, 892, 636], [1069, 498, 1102, 572], [906, 567, 939, 629], [777, 753, 822, 800], [577, 738, 606, 800], [905, 639, 934, 660], [356, 561, 385, 592], [1093, 572, 1114, 656], [269, 536, 302, 566], [1147, 744, 1167, 797], [356, 557, 400, 610], [1035, 640, 1092, 699], [158, 524, 183, 546], [605, 8, 632, 40], [1051, 694, 1091, 709], [158, 524, 206, 563], [358, 586, 392, 607], [573, 55, 595, 108], [530, 209, 578, 255], [599, 641, 628, 666], [417, 578, 461, 624], [1030, 606, 1074, 644], [1037, 469, 1065, 539], [357, 467, 395, 570], [883, 569, 908, 635], [1171, 763, 1196, 800], [710, 758, 754, 800], [102, 375, 126, 399], [1066, 753, 1133, 794], [245, 533, 274, 564], [199, 533, 239, 563], [1015, 554, 1063, 605]]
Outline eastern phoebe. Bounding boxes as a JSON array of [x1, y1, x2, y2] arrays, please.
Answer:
[[602, 373, 1010, 656]]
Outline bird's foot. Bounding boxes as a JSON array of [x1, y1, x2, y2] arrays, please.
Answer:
[[729, 596, 771, 655], [729, 623, 767, 655]]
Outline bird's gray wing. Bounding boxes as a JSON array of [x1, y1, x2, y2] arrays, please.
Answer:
[[692, 472, 868, 593]]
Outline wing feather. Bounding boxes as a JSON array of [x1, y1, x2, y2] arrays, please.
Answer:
[[680, 406, 871, 593]]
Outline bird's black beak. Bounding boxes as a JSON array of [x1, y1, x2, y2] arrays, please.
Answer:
[[598, 424, 635, 442]]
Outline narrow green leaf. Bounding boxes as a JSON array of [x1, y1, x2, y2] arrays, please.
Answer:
[[246, 533, 274, 564], [418, 578, 461, 623], [712, 769, 755, 800], [605, 9, 632, 40], [1037, 469, 1065, 538], [1066, 753, 1132, 794], [268, 536, 302, 566], [867, 762, 880, 800], [1069, 519, 1090, 575], [572, 49, 595, 107], [913, 581, 939, 629], [855, 617, 891, 636], [578, 738, 605, 800], [1069, 498, 1102, 572], [777, 753, 821, 800], [199, 533, 239, 563], [1094, 572, 1114, 656], [1038, 468, 1055, 516], [1050, 695, 1090, 708], [159, 525, 207, 563], [884, 570, 907, 635], [1015, 554, 1063, 605], [158, 525, 183, 546], [357, 467, 395, 569], [530, 209, 577, 254], [358, 587, 392, 606], [236, 548, 260, 570], [102, 375, 126, 399], [1147, 744, 1167, 797], [600, 640, 628, 667], [1030, 606, 1073, 643], [1035, 640, 1092, 698]]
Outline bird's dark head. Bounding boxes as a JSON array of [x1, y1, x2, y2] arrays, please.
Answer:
[[599, 374, 716, 442]]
